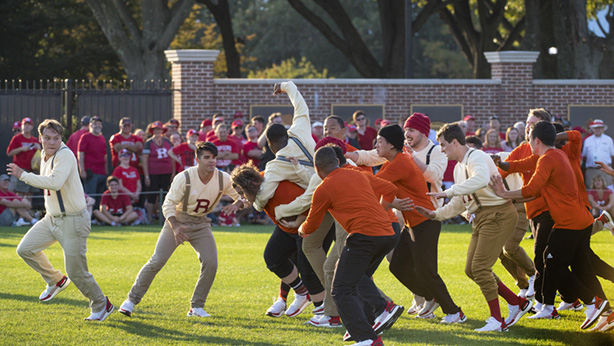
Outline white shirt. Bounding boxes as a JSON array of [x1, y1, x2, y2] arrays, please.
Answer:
[[582, 134, 614, 167]]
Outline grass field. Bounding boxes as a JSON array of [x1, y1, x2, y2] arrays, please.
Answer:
[[1, 223, 614, 346]]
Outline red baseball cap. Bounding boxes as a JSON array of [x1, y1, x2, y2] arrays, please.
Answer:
[[201, 119, 212, 128], [187, 129, 198, 137], [348, 125, 357, 132], [13, 122, 21, 130], [232, 120, 244, 128], [168, 119, 180, 126], [463, 115, 475, 121], [149, 121, 168, 134], [234, 111, 243, 118], [22, 117, 32, 125], [380, 119, 391, 126], [375, 118, 383, 126], [119, 149, 131, 157]]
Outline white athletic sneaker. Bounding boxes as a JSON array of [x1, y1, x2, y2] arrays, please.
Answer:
[[187, 307, 210, 318], [119, 299, 135, 317], [312, 303, 324, 315], [285, 294, 311, 317], [597, 210, 614, 236], [372, 301, 404, 334], [349, 336, 383, 346], [505, 299, 533, 327], [30, 218, 39, 225], [591, 313, 610, 331], [518, 289, 528, 299], [528, 305, 560, 319], [84, 297, 114, 322], [581, 297, 608, 330], [600, 312, 614, 331], [305, 314, 342, 327], [440, 309, 467, 324], [416, 312, 437, 319], [526, 276, 535, 299], [266, 297, 286, 317], [15, 218, 29, 227], [558, 299, 583, 311], [39, 276, 70, 302], [407, 295, 426, 315], [418, 299, 439, 318], [474, 317, 507, 332]]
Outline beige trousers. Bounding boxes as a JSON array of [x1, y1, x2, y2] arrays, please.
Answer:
[[16, 209, 107, 312], [127, 213, 217, 309], [499, 202, 536, 289]]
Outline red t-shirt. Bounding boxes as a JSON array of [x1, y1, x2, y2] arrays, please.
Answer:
[[109, 132, 143, 168], [211, 138, 241, 168], [78, 133, 107, 175], [7, 134, 39, 171], [100, 190, 132, 215], [171, 143, 196, 173], [483, 146, 503, 155], [0, 189, 21, 214], [112, 165, 140, 193], [357, 126, 378, 150], [205, 130, 218, 142], [66, 128, 89, 157], [143, 137, 173, 175], [588, 189, 612, 206], [243, 141, 261, 167]]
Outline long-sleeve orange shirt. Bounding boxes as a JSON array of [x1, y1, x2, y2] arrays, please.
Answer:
[[302, 167, 397, 237], [376, 152, 432, 227], [521, 149, 593, 230], [561, 130, 590, 209], [502, 143, 548, 219], [259, 171, 308, 234]]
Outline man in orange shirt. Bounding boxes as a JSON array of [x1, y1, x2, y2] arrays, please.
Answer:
[[491, 121, 609, 330], [298, 147, 402, 346]]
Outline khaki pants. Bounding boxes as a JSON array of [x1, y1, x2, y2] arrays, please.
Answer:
[[127, 213, 217, 309], [323, 220, 349, 316], [466, 202, 517, 301], [302, 212, 334, 286], [16, 209, 107, 312], [499, 202, 536, 289]]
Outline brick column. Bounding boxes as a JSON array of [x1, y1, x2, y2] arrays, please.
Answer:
[[484, 51, 539, 123], [164, 49, 220, 131]]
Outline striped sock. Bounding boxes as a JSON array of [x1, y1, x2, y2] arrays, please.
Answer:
[[289, 277, 308, 296]]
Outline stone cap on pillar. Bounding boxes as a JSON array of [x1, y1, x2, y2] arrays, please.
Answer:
[[484, 51, 540, 64], [164, 49, 220, 63]]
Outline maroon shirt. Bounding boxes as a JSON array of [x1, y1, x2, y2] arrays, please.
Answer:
[[143, 137, 173, 175], [100, 191, 132, 215], [109, 132, 143, 168]]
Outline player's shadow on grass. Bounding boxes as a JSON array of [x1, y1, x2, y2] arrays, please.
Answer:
[[0, 292, 86, 307], [113, 319, 284, 345]]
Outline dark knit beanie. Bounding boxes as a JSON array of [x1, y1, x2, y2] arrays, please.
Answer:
[[378, 125, 404, 151], [403, 112, 431, 137]]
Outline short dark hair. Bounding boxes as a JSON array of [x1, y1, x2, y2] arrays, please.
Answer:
[[437, 123, 466, 145], [325, 115, 345, 128], [251, 115, 265, 125], [465, 135, 483, 149], [553, 122, 564, 133], [352, 110, 366, 123], [315, 146, 339, 173], [196, 141, 218, 158], [266, 123, 288, 144], [324, 144, 346, 166], [529, 121, 556, 146], [106, 176, 119, 186], [230, 162, 263, 198]]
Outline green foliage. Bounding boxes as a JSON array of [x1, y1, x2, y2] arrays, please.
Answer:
[[247, 57, 329, 79], [1, 224, 614, 345]]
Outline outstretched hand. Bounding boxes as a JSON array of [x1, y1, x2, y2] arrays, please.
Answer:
[[489, 174, 506, 197], [426, 191, 447, 199], [414, 206, 436, 219], [391, 197, 414, 211], [273, 83, 285, 95], [596, 161, 614, 176]]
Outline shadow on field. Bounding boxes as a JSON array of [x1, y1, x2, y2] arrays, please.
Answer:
[[112, 319, 284, 345], [0, 292, 87, 308]]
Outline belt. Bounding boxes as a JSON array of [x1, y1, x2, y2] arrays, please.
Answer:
[[51, 208, 87, 218]]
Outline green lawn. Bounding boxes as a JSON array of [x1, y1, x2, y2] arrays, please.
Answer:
[[1, 223, 613, 346]]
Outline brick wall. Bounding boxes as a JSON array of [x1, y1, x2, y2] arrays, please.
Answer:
[[166, 50, 614, 132]]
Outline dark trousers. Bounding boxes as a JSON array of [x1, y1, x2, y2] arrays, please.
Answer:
[[263, 226, 324, 296], [389, 220, 460, 314], [591, 250, 614, 284], [542, 226, 603, 305], [332, 231, 399, 342], [530, 211, 554, 304]]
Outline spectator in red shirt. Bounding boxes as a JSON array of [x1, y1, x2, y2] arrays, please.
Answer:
[[78, 116, 108, 202], [109, 117, 143, 169], [142, 121, 175, 222], [489, 115, 506, 140], [205, 113, 225, 142], [66, 116, 90, 157], [93, 176, 138, 226], [7, 117, 41, 197], [12, 122, 21, 135], [230, 120, 246, 146], [353, 110, 377, 150], [170, 130, 198, 173], [0, 174, 36, 226], [112, 149, 141, 204], [164, 118, 180, 140], [198, 119, 213, 142], [211, 124, 240, 172], [243, 125, 262, 167], [588, 174, 613, 218], [483, 129, 504, 154], [311, 121, 323, 143], [463, 115, 476, 136]]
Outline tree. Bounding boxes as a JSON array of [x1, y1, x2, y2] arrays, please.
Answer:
[[248, 57, 329, 78], [284, 0, 444, 78], [84, 0, 195, 81]]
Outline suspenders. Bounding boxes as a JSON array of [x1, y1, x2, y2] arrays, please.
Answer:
[[50, 147, 68, 215], [181, 169, 224, 214], [276, 137, 314, 167], [425, 144, 436, 192], [464, 149, 483, 209]]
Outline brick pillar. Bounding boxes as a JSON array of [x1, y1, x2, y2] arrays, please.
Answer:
[[164, 49, 220, 131], [484, 51, 539, 123]]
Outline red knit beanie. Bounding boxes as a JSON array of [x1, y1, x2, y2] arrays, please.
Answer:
[[403, 113, 430, 136], [315, 136, 347, 154]]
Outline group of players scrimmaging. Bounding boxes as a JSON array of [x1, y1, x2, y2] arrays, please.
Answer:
[[8, 81, 614, 346]]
